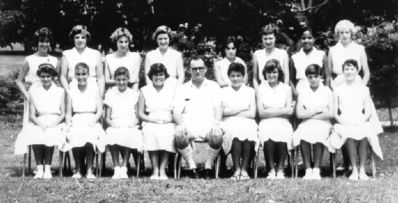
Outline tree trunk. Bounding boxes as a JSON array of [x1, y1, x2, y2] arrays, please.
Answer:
[[388, 99, 394, 127]]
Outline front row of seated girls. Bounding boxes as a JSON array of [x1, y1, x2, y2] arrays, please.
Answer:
[[14, 58, 383, 181]]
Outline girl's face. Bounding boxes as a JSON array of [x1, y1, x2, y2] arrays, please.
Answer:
[[152, 72, 166, 87], [39, 72, 53, 89], [156, 33, 170, 50], [337, 28, 352, 44], [38, 39, 51, 54], [343, 63, 358, 81], [307, 74, 320, 88], [75, 67, 89, 86], [74, 34, 87, 49], [115, 74, 129, 92], [266, 68, 279, 84], [301, 31, 314, 51], [261, 34, 276, 49], [229, 71, 243, 89], [116, 36, 130, 53], [225, 42, 237, 59]]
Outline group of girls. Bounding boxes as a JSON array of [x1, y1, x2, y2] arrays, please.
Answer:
[[14, 19, 383, 181]]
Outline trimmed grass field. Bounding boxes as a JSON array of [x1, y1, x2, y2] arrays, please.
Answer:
[[1, 54, 398, 202]]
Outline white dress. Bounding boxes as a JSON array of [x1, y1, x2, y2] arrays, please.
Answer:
[[105, 52, 141, 83], [258, 82, 293, 150], [63, 82, 105, 151], [220, 85, 259, 154], [329, 41, 383, 134], [97, 87, 143, 152], [141, 79, 176, 152], [291, 48, 325, 93], [22, 54, 58, 126], [15, 84, 65, 155], [214, 57, 246, 86], [293, 84, 333, 151], [253, 48, 288, 83], [145, 48, 182, 79], [332, 83, 383, 159], [63, 47, 100, 86]]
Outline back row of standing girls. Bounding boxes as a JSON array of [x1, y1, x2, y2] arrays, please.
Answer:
[[14, 19, 383, 180]]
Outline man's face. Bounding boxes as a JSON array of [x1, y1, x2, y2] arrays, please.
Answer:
[[190, 59, 207, 82]]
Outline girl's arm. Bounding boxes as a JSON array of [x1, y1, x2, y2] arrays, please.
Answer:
[[95, 52, 105, 97], [176, 52, 185, 85], [289, 58, 298, 97], [333, 92, 343, 124], [129, 99, 140, 127], [322, 53, 331, 87], [282, 51, 290, 84], [92, 91, 103, 125], [327, 51, 334, 89], [137, 91, 157, 123], [242, 62, 249, 85], [256, 88, 293, 118], [362, 89, 372, 122], [104, 105, 118, 128], [214, 62, 228, 87], [295, 93, 317, 119], [235, 92, 256, 119], [131, 54, 142, 91], [144, 54, 152, 86], [15, 61, 29, 100], [252, 54, 260, 90], [312, 90, 334, 120], [60, 55, 70, 95], [360, 48, 371, 86], [104, 59, 116, 86]]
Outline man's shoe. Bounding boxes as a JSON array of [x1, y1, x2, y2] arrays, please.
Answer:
[[187, 169, 199, 179]]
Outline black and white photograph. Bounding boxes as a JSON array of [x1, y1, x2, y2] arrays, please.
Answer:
[[0, 0, 397, 202]]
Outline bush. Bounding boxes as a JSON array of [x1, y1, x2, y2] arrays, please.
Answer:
[[0, 71, 23, 115]]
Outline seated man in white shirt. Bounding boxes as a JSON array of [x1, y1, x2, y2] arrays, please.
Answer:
[[173, 56, 223, 179]]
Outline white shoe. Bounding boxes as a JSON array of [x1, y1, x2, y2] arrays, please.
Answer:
[[86, 173, 96, 180], [303, 168, 313, 180], [34, 165, 44, 179], [312, 168, 321, 180], [43, 165, 52, 179], [112, 166, 120, 179], [359, 171, 369, 181], [276, 171, 285, 179], [349, 170, 359, 181], [267, 170, 276, 180], [72, 172, 82, 179], [158, 175, 168, 180], [150, 175, 159, 180], [119, 166, 128, 179]]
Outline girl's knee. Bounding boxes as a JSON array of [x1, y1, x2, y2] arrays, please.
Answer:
[[209, 136, 223, 149], [175, 136, 189, 149]]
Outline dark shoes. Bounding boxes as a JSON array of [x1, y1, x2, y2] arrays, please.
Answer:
[[187, 169, 199, 179]]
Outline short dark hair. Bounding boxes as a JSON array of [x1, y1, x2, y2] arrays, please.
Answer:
[[114, 66, 130, 78], [147, 63, 169, 80], [34, 27, 53, 44], [263, 59, 284, 82], [305, 64, 322, 76], [342, 59, 359, 71], [227, 62, 245, 77], [260, 24, 279, 38], [75, 62, 90, 74], [69, 25, 91, 44], [36, 63, 57, 78]]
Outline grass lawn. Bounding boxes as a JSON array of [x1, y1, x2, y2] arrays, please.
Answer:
[[1, 54, 398, 202]]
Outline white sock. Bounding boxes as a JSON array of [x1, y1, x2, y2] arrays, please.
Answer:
[[205, 147, 220, 169], [37, 165, 44, 173], [177, 146, 196, 169]]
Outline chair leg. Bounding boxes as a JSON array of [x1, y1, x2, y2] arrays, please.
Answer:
[[136, 153, 141, 178], [66, 152, 71, 173], [59, 151, 65, 177], [331, 153, 336, 178], [95, 153, 100, 177], [294, 147, 299, 178], [253, 150, 259, 178], [173, 153, 178, 179], [371, 153, 376, 178], [290, 150, 294, 178], [22, 153, 27, 177], [215, 155, 220, 179], [177, 155, 181, 178], [28, 146, 32, 175]]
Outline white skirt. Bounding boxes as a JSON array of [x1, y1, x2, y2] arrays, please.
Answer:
[[293, 119, 333, 152], [97, 122, 143, 153], [221, 117, 259, 154], [142, 122, 176, 153], [333, 121, 383, 159], [259, 117, 293, 150], [62, 113, 105, 151], [14, 115, 66, 155]]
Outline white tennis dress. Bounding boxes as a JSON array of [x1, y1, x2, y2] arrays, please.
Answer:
[[97, 86, 143, 152], [220, 85, 259, 154], [15, 83, 65, 155]]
